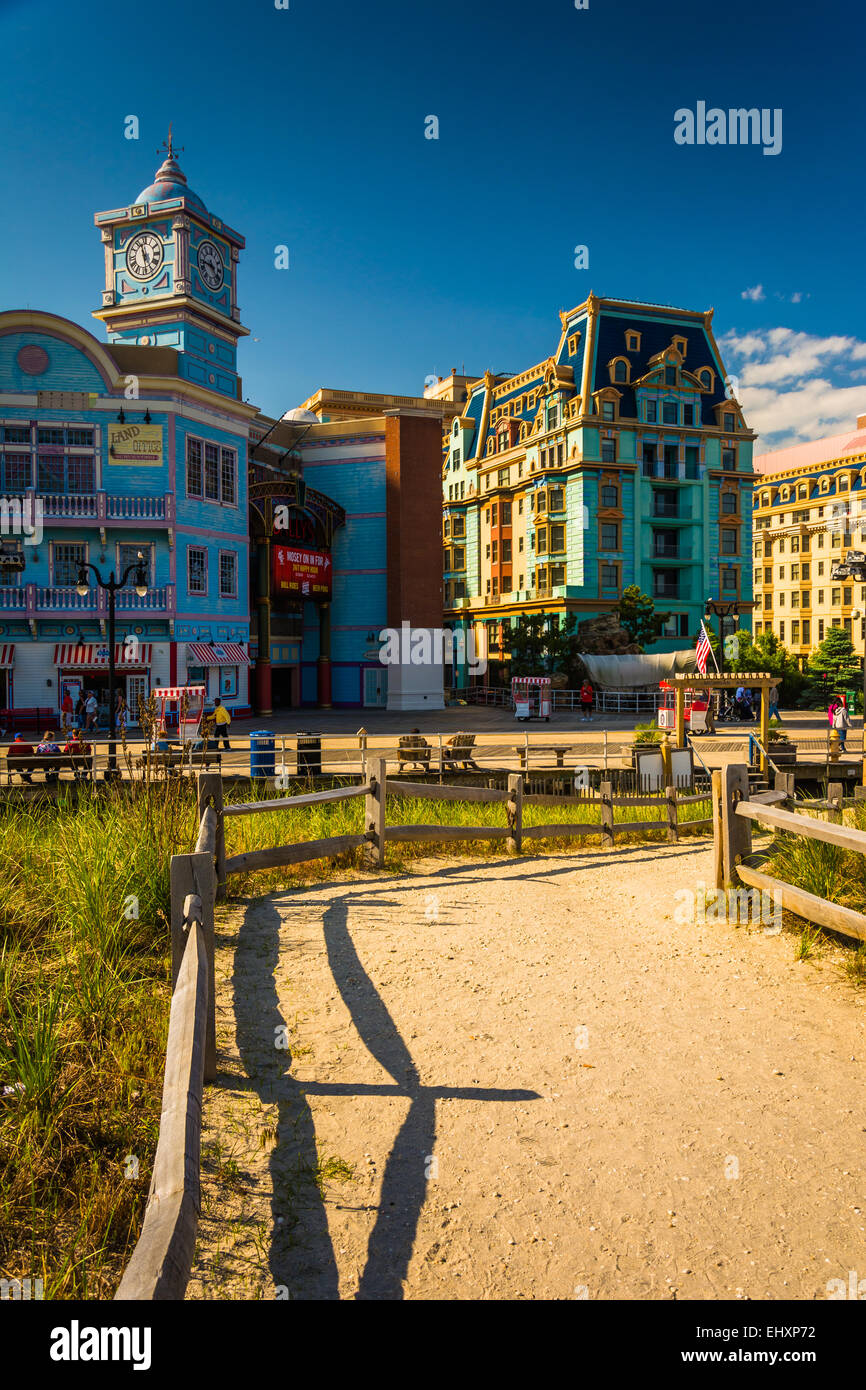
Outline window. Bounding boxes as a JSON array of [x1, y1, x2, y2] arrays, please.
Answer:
[[778, 622, 785, 641], [491, 504, 498, 526], [682, 404, 694, 426], [601, 438, 616, 463], [118, 543, 153, 586], [601, 563, 619, 588], [721, 529, 738, 555], [536, 527, 548, 554], [601, 483, 618, 508], [685, 445, 699, 478], [832, 588, 841, 605], [491, 540, 498, 563], [220, 448, 237, 505], [722, 448, 737, 470], [802, 621, 810, 645], [37, 428, 64, 446], [53, 542, 86, 586], [722, 493, 738, 514], [67, 428, 94, 447], [4, 426, 30, 444], [626, 331, 640, 351], [186, 437, 203, 497], [1, 454, 31, 490], [844, 586, 853, 605], [601, 523, 618, 550], [188, 547, 207, 594], [452, 546, 465, 570], [498, 468, 510, 486], [646, 400, 658, 423], [219, 550, 237, 597], [36, 454, 95, 493], [602, 401, 615, 421], [665, 366, 676, 385], [502, 539, 512, 562], [724, 413, 735, 432], [501, 502, 511, 525], [204, 444, 219, 500], [550, 524, 566, 553], [614, 360, 627, 383], [549, 486, 564, 512], [792, 621, 800, 644], [662, 400, 678, 425]]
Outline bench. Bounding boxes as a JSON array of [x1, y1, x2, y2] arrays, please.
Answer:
[[4, 752, 93, 784], [513, 744, 574, 769], [442, 733, 480, 770], [397, 735, 432, 771], [136, 748, 223, 775]]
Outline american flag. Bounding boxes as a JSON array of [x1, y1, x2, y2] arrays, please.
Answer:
[[695, 623, 712, 676]]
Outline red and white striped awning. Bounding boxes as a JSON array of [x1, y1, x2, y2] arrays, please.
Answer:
[[511, 675, 551, 686], [187, 641, 249, 667], [154, 686, 206, 702], [0, 644, 14, 668], [54, 643, 153, 671]]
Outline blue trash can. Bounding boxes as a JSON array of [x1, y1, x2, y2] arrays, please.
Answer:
[[250, 730, 275, 780]]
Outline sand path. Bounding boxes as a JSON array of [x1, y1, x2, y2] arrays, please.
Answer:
[[186, 841, 866, 1301]]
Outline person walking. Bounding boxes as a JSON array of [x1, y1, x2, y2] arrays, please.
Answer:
[[828, 695, 840, 727], [579, 679, 594, 722], [84, 691, 98, 733], [768, 683, 782, 722], [60, 691, 73, 727], [74, 694, 86, 730], [115, 689, 127, 735], [212, 696, 232, 750], [833, 697, 851, 752]]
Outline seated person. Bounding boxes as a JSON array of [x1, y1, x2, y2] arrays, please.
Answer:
[[36, 731, 61, 755], [8, 732, 35, 783], [63, 730, 91, 755]]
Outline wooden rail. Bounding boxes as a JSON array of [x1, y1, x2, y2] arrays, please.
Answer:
[[713, 763, 866, 944]]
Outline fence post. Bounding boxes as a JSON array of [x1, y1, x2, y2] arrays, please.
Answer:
[[524, 731, 530, 773], [365, 755, 386, 868], [170, 848, 216, 1082], [438, 734, 444, 784], [506, 773, 523, 854], [197, 771, 226, 901], [720, 763, 752, 888], [666, 784, 678, 844], [828, 780, 843, 825], [603, 729, 608, 773], [711, 769, 724, 889], [600, 779, 614, 848], [774, 769, 795, 799]]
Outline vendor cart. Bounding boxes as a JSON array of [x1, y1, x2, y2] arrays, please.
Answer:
[[152, 685, 206, 746], [512, 675, 552, 721], [657, 680, 708, 733]]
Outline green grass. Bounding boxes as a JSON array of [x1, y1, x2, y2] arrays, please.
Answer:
[[0, 773, 710, 1296]]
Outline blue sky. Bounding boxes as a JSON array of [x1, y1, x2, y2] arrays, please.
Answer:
[[1, 0, 863, 450]]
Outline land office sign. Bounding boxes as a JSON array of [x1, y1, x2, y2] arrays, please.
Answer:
[[108, 423, 163, 465]]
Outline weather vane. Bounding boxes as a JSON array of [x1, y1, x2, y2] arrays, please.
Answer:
[[157, 123, 183, 161]]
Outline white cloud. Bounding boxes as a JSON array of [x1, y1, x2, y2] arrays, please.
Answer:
[[718, 326, 866, 449], [741, 285, 765, 302]]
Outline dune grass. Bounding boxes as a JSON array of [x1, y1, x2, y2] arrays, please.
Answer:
[[0, 774, 710, 1296]]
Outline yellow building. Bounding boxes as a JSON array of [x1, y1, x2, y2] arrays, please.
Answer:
[[753, 415, 866, 664]]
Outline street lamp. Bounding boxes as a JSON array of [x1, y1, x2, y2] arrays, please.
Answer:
[[76, 551, 148, 777], [704, 596, 740, 665]]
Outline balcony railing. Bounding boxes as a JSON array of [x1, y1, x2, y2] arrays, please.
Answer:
[[0, 587, 26, 609], [35, 492, 171, 523], [33, 584, 174, 614]]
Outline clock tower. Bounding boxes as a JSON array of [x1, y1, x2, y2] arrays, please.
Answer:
[[93, 131, 247, 399]]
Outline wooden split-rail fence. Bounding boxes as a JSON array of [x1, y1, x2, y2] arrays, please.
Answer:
[[713, 763, 866, 946], [115, 761, 711, 1300]]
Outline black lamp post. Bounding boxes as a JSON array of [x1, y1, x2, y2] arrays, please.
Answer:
[[76, 552, 148, 777], [704, 596, 740, 667]]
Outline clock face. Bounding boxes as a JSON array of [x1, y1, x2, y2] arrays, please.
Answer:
[[126, 231, 164, 281], [197, 239, 224, 291]]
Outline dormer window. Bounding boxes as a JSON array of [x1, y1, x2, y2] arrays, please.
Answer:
[[626, 330, 641, 352], [664, 365, 677, 386], [698, 368, 714, 390], [724, 412, 736, 432], [672, 335, 687, 357], [567, 332, 581, 356], [610, 358, 629, 384]]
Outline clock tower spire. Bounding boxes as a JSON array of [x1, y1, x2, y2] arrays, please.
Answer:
[[93, 135, 248, 400]]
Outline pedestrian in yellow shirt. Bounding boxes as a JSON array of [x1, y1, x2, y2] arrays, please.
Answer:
[[212, 697, 232, 750]]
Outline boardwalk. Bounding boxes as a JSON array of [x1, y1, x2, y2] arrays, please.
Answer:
[[187, 841, 866, 1300]]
